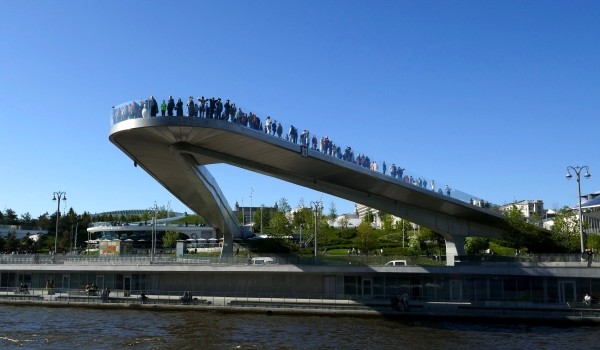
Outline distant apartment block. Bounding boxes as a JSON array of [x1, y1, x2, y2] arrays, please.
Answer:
[[499, 200, 544, 219]]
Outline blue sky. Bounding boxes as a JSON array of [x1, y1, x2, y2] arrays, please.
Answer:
[[1, 0, 598, 219]]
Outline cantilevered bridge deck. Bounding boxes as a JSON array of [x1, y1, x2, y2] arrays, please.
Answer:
[[109, 102, 509, 265]]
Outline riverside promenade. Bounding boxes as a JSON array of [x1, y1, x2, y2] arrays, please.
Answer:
[[1, 253, 600, 323], [2, 286, 600, 324]]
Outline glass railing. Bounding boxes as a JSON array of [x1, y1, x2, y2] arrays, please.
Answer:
[[111, 97, 503, 213]]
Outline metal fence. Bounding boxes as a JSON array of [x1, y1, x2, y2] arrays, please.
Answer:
[[2, 286, 600, 320], [0, 253, 596, 267]]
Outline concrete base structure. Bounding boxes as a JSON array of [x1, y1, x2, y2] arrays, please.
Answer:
[[2, 258, 600, 322]]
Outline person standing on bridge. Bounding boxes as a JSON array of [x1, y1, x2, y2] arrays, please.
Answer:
[[149, 96, 158, 117], [224, 99, 231, 120], [167, 96, 175, 116], [382, 161, 387, 175], [187, 96, 195, 117], [230, 103, 237, 122], [289, 125, 298, 143], [445, 185, 451, 196], [175, 98, 183, 116], [208, 97, 216, 119], [265, 116, 272, 134], [197, 96, 206, 117], [216, 98, 223, 120], [160, 100, 166, 117], [390, 163, 397, 178], [397, 167, 405, 179]]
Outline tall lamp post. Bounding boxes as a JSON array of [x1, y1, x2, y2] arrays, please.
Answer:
[[566, 165, 591, 253], [52, 191, 67, 254], [151, 203, 157, 264], [260, 204, 264, 234], [310, 200, 323, 258], [241, 197, 244, 226], [250, 188, 254, 229]]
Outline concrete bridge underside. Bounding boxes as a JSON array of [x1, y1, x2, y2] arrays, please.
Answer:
[[109, 117, 509, 265]]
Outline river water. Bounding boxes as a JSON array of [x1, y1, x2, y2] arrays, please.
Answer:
[[0, 305, 596, 349]]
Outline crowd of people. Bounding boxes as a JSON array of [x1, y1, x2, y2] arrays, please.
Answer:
[[112, 95, 493, 207]]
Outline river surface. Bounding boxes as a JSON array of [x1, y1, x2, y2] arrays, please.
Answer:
[[0, 305, 596, 349]]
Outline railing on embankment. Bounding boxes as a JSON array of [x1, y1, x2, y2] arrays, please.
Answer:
[[2, 287, 600, 321]]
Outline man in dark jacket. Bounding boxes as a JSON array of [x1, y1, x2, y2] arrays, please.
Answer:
[[149, 96, 158, 117], [167, 96, 175, 116]]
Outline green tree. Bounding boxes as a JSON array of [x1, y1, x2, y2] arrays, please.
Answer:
[[237, 210, 245, 224], [3, 208, 19, 225], [292, 207, 312, 230], [277, 198, 291, 213], [355, 221, 377, 254], [465, 237, 490, 255], [253, 206, 272, 233], [20, 235, 35, 253], [528, 212, 544, 227], [162, 230, 180, 248], [269, 211, 292, 237], [379, 211, 394, 232], [394, 219, 411, 246], [551, 207, 580, 253], [328, 201, 337, 222], [338, 216, 350, 229], [407, 234, 424, 261], [502, 205, 528, 250], [4, 232, 19, 252], [20, 212, 33, 226], [420, 226, 445, 257], [59, 230, 71, 252], [36, 213, 51, 230], [587, 234, 600, 252]]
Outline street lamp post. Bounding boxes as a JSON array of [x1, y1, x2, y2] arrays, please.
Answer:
[[260, 204, 264, 234], [402, 220, 405, 248], [71, 222, 78, 253], [310, 201, 323, 258], [566, 165, 591, 253], [151, 203, 157, 264], [52, 191, 67, 255], [250, 188, 254, 229]]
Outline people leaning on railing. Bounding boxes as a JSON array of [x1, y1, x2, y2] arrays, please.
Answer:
[[112, 95, 495, 210]]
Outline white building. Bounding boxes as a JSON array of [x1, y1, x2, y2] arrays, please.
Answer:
[[499, 200, 544, 219]]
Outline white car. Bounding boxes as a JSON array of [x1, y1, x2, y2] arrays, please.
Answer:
[[249, 257, 276, 265]]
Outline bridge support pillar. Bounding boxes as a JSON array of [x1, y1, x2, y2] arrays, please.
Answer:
[[441, 234, 466, 267], [171, 151, 241, 259]]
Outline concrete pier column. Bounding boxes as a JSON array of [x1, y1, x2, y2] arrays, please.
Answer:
[[443, 235, 466, 266]]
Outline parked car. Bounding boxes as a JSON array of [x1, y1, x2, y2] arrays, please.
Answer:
[[249, 257, 276, 265]]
